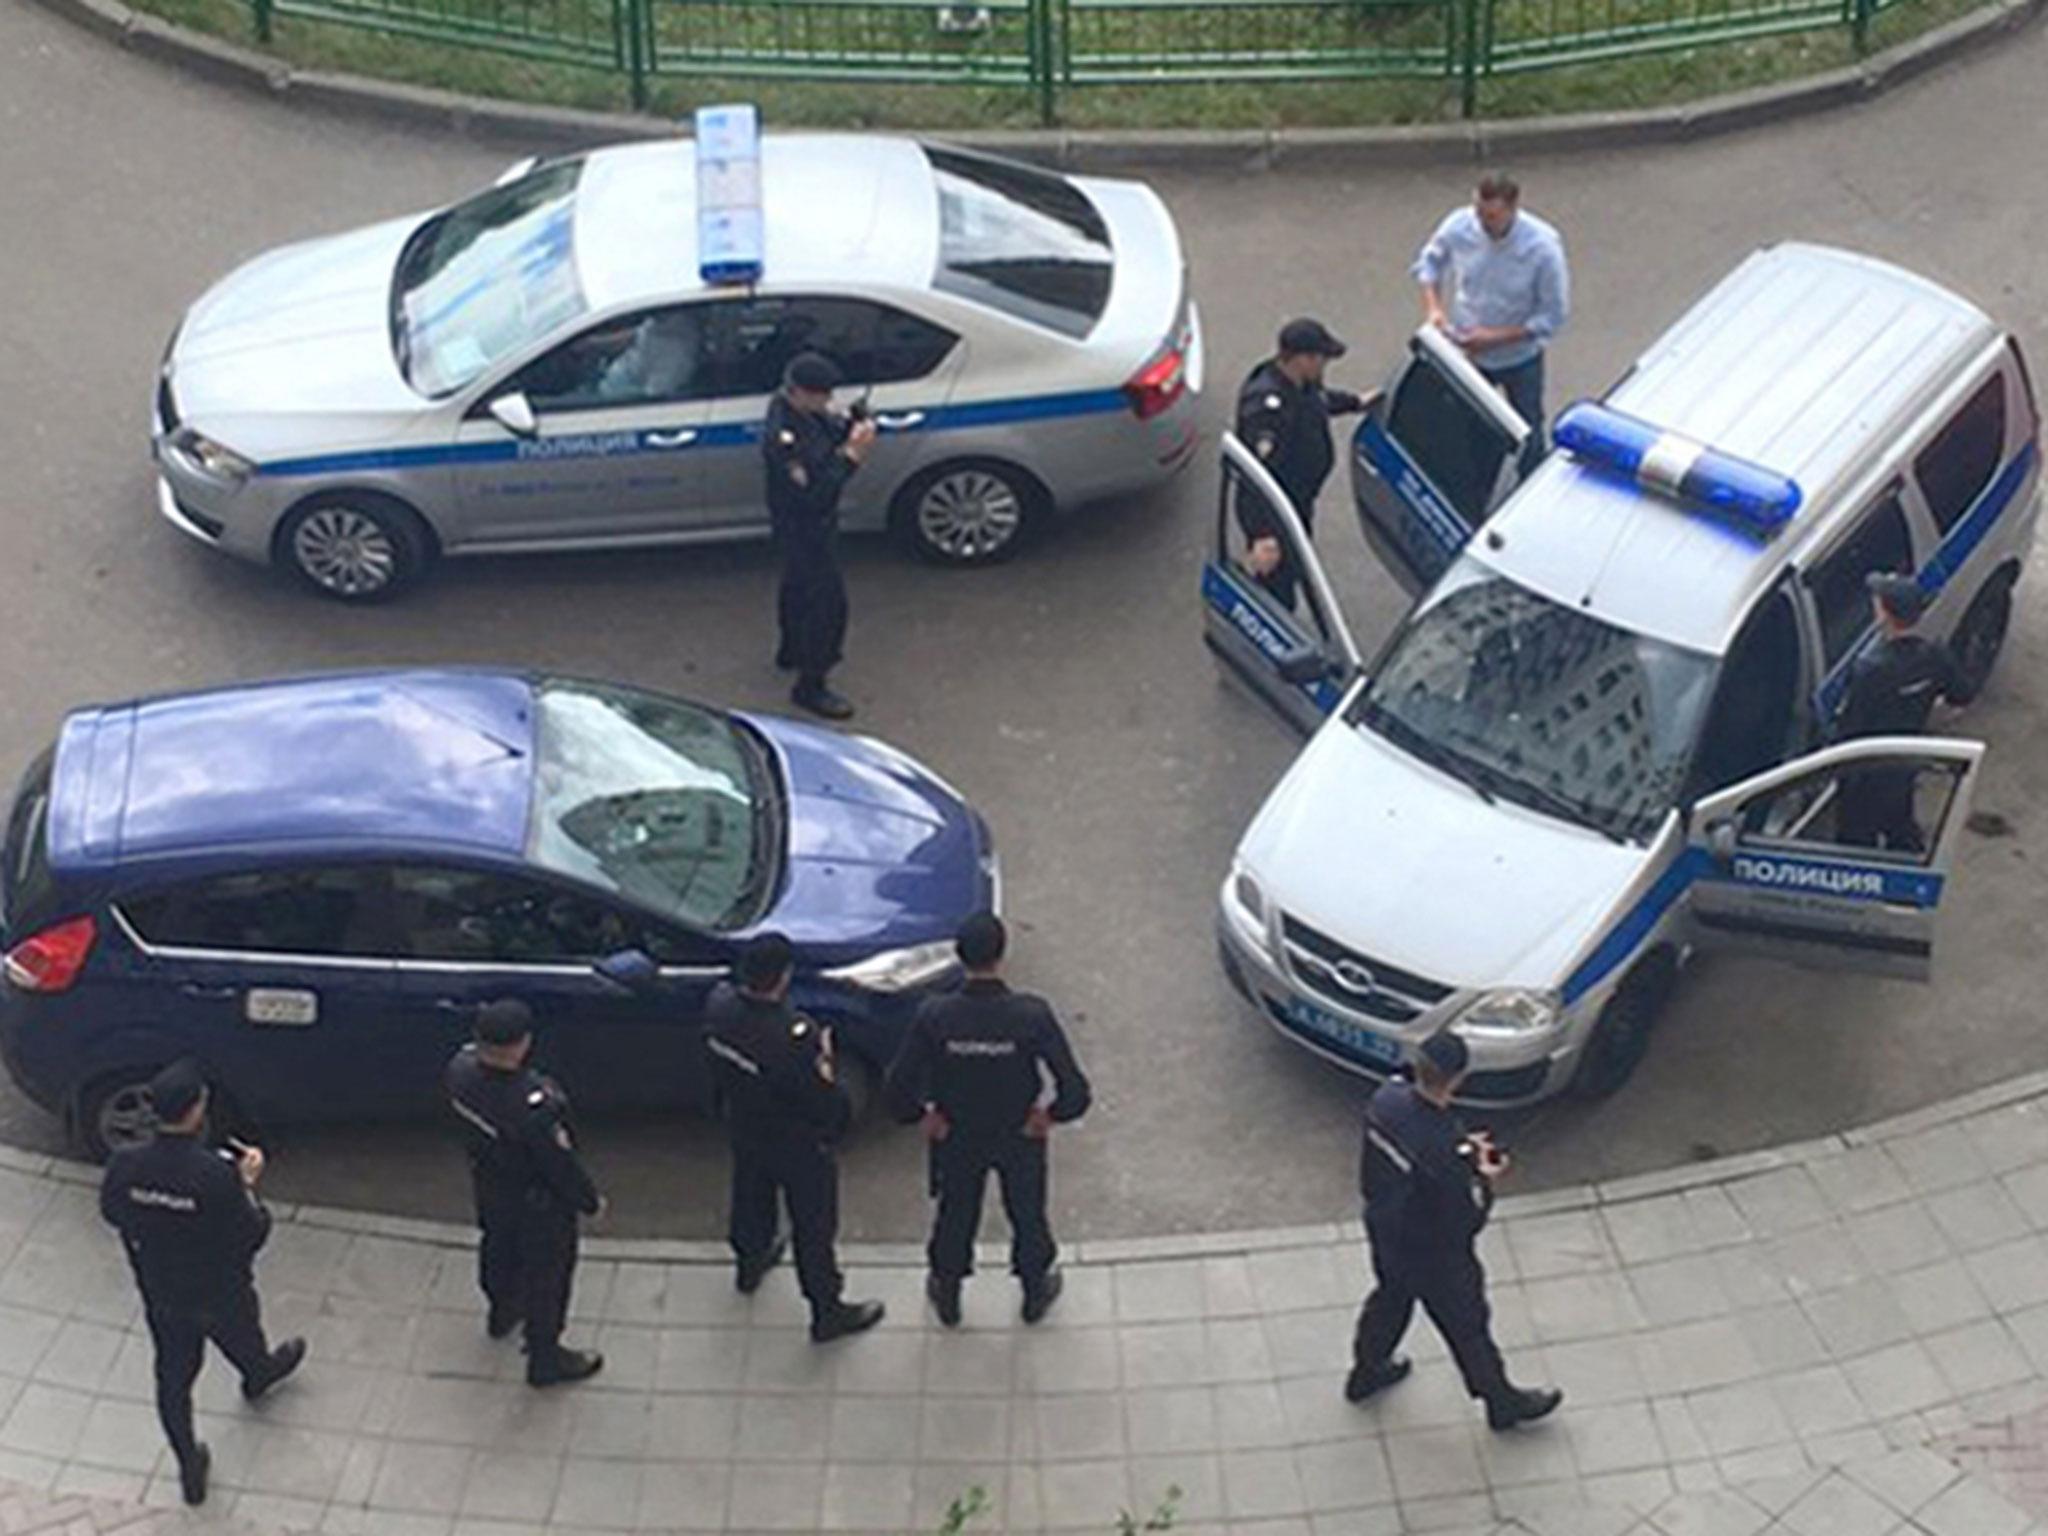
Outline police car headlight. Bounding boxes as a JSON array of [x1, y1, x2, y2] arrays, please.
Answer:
[[822, 941, 962, 994], [169, 428, 255, 482], [1456, 987, 1561, 1039], [1222, 864, 1269, 950]]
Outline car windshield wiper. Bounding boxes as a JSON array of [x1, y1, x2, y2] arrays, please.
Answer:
[[1472, 764, 1629, 846], [1357, 699, 1494, 806]]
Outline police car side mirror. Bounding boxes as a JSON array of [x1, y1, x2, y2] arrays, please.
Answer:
[[593, 948, 659, 994], [1277, 649, 1331, 686], [489, 393, 539, 439], [1707, 819, 1739, 864]]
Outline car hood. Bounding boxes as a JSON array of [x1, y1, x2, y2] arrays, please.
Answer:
[[740, 715, 986, 960], [168, 214, 428, 432], [1238, 716, 1652, 990]]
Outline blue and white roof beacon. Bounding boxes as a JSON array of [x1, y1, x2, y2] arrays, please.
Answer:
[[695, 103, 764, 286], [1554, 400, 1803, 538]]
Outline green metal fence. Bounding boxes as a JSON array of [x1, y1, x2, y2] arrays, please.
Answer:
[[250, 0, 1906, 119]]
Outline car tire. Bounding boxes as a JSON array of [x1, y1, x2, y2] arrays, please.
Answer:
[[1570, 953, 1676, 1101], [1950, 572, 2014, 705], [890, 459, 1042, 567], [76, 1066, 163, 1163], [277, 491, 434, 602]]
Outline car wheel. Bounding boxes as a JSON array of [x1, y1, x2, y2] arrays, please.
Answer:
[[892, 460, 1040, 566], [1570, 954, 1675, 1101], [1950, 574, 2014, 705], [278, 492, 433, 601], [77, 1067, 162, 1162]]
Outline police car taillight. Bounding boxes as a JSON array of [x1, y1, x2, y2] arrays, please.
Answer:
[[1125, 344, 1187, 420], [2, 914, 96, 995], [1555, 401, 1802, 537]]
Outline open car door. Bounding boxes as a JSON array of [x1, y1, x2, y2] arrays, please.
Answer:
[[1351, 326, 1531, 596], [1201, 431, 1364, 735], [1684, 735, 1984, 981]]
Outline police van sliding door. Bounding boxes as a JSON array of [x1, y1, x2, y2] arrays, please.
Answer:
[[1682, 736, 1984, 981], [1201, 431, 1363, 735], [1351, 327, 1530, 596]]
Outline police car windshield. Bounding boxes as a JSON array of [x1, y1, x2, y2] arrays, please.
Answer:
[[1349, 561, 1716, 844], [392, 160, 588, 399], [528, 681, 777, 932]]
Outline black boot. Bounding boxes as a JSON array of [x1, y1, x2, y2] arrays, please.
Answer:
[[1021, 1267, 1063, 1325], [178, 1443, 210, 1507], [792, 679, 855, 721], [1344, 1355, 1412, 1403], [737, 1237, 788, 1295], [242, 1337, 307, 1402], [529, 1346, 605, 1388], [1486, 1384, 1564, 1431], [927, 1273, 962, 1328], [811, 1299, 886, 1343]]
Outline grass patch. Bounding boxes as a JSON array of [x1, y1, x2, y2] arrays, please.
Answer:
[[129, 0, 1992, 127]]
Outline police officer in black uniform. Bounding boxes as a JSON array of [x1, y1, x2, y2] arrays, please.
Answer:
[[1348, 1032, 1561, 1431], [707, 933, 885, 1342], [764, 351, 878, 722], [1234, 318, 1369, 610], [884, 912, 1092, 1328], [444, 999, 606, 1388], [1832, 572, 1965, 851], [99, 1061, 307, 1506]]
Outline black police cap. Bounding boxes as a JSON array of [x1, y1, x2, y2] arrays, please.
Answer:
[[784, 352, 842, 392], [149, 1059, 207, 1122], [1867, 571, 1928, 625], [475, 998, 535, 1046], [737, 931, 796, 991], [1278, 318, 1347, 359], [1418, 1030, 1470, 1079]]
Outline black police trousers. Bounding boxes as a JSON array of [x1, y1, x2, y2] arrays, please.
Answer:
[[928, 1133, 1054, 1285], [477, 1196, 579, 1366], [730, 1136, 842, 1313], [1838, 768, 1925, 853], [1352, 1230, 1510, 1404], [774, 528, 848, 686], [143, 1282, 273, 1469]]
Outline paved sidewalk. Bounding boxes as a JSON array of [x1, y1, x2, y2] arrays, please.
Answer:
[[9, 1083, 2048, 1533]]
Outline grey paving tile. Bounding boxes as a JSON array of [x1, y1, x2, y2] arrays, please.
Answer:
[[1604, 1196, 1710, 1266], [1643, 1486, 1772, 1536], [1770, 1364, 1870, 1439], [1129, 1450, 1225, 1523], [1925, 1317, 2032, 1396], [1526, 1273, 1647, 1344], [1681, 1188, 1755, 1249], [1246, 1247, 1352, 1315], [1844, 1204, 1950, 1278], [1635, 1318, 1763, 1392], [370, 1439, 473, 1515], [1805, 1278, 1914, 1359], [1392, 1490, 1496, 1530], [1842, 1340, 1951, 1419], [1806, 1147, 1914, 1217], [923, 1330, 1018, 1396], [911, 1461, 1008, 1532], [1686, 1381, 1792, 1457], [31, 1319, 123, 1393], [1841, 1446, 1962, 1515], [1214, 1380, 1294, 1450], [1570, 1401, 1665, 1475], [1120, 1321, 1210, 1389], [1222, 1445, 1311, 1517], [1882, 1127, 1993, 1196], [726, 1459, 824, 1531], [0, 1381, 91, 1459], [1735, 1301, 1829, 1371], [818, 1460, 914, 1531], [1771, 1225, 1873, 1296], [832, 1329, 930, 1395], [1724, 1169, 1831, 1238], [1032, 1389, 1125, 1461], [733, 1391, 829, 1462], [0, 1304, 59, 1376], [824, 1392, 918, 1462], [1114, 1259, 1207, 1324], [1129, 1385, 1219, 1454], [396, 1377, 522, 1448], [458, 1449, 563, 1522], [1371, 1359, 1490, 1431], [1631, 1256, 1734, 1326], [743, 1326, 836, 1393], [636, 1457, 731, 1530], [654, 1326, 749, 1393], [1709, 1248, 1793, 1311], [239, 1423, 355, 1501], [69, 1396, 164, 1476], [1473, 1414, 1574, 1488], [1202, 1255, 1260, 1317], [1801, 1427, 1889, 1467], [1888, 1258, 1993, 1335], [919, 1394, 1010, 1462], [1964, 1234, 2048, 1311], [1718, 1443, 1815, 1488], [1506, 1212, 1618, 1281], [1583, 1465, 1676, 1514], [1294, 1437, 1395, 1508], [1262, 1308, 1345, 1382], [1545, 1335, 1649, 1407], [1778, 1470, 1895, 1536], [1924, 1183, 2031, 1253], [1913, 1472, 2030, 1536]]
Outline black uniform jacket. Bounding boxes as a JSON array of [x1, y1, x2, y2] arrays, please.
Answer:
[[444, 1046, 602, 1219], [1358, 1080, 1492, 1259], [1835, 633, 1963, 739], [884, 978, 1093, 1139], [704, 983, 851, 1148], [1233, 359, 1363, 537], [100, 1134, 271, 1307], [763, 394, 857, 536]]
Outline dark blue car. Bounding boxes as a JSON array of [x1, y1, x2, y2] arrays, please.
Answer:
[[0, 670, 995, 1156]]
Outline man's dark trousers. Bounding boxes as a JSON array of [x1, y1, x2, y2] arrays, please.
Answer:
[[929, 1133, 1054, 1284], [1481, 354, 1546, 469], [1352, 1229, 1509, 1403], [144, 1285, 272, 1468], [775, 526, 848, 688], [731, 1138, 842, 1310], [478, 1193, 578, 1362]]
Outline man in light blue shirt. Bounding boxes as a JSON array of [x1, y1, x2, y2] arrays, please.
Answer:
[[1411, 173, 1570, 457]]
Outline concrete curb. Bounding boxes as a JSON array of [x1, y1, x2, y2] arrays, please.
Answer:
[[22, 0, 2046, 167], [22, 1073, 2048, 1266]]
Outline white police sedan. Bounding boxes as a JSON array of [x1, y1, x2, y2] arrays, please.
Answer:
[[152, 135, 1201, 599]]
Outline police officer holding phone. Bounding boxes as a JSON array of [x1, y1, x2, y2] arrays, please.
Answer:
[[707, 933, 885, 1343], [445, 999, 606, 1388], [884, 912, 1092, 1327], [99, 1060, 307, 1506], [1348, 1032, 1561, 1431]]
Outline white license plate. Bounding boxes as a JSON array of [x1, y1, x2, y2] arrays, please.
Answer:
[[1280, 995, 1401, 1066], [245, 988, 318, 1027]]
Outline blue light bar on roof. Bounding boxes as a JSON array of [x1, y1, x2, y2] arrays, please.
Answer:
[[1554, 401, 1802, 537], [695, 103, 763, 287]]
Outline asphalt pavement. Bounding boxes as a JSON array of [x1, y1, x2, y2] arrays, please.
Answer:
[[4, 0, 2048, 1240]]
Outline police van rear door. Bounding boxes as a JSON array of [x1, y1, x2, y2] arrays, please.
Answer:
[[1201, 430, 1364, 735], [1681, 735, 1984, 982], [1351, 326, 1531, 596]]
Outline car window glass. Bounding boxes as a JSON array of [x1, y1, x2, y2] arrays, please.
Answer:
[[925, 145, 1113, 338], [1217, 453, 1337, 650], [1806, 494, 1913, 667], [1, 748, 55, 931], [707, 297, 956, 398], [1684, 593, 1800, 799], [123, 868, 391, 956], [390, 866, 716, 965], [1914, 376, 2005, 535], [1730, 756, 1966, 867], [513, 307, 708, 412], [1385, 356, 1518, 526]]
